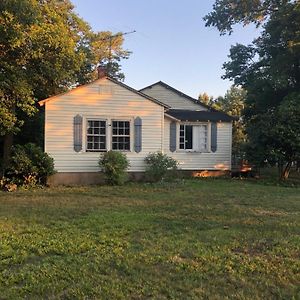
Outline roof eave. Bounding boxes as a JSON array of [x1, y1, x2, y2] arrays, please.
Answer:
[[38, 76, 170, 109]]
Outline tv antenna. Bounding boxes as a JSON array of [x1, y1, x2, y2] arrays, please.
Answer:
[[100, 30, 136, 72]]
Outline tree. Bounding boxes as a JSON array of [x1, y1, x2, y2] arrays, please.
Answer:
[[199, 87, 247, 156], [204, 0, 300, 179], [218, 87, 247, 156], [204, 0, 290, 35], [0, 0, 130, 172], [199, 92, 213, 105], [198, 92, 224, 110]]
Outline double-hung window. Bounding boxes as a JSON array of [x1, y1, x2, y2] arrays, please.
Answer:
[[112, 120, 130, 151], [179, 124, 208, 151], [86, 120, 106, 151], [86, 118, 131, 152]]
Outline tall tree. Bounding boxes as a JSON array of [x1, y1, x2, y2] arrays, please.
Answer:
[[198, 92, 214, 106], [218, 87, 247, 156], [204, 0, 300, 179], [0, 0, 130, 171]]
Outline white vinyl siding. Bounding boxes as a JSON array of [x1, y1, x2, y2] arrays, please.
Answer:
[[45, 78, 164, 172], [141, 83, 208, 110]]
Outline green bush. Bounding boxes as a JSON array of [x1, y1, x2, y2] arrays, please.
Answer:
[[99, 151, 130, 185], [145, 152, 178, 182], [6, 143, 55, 186]]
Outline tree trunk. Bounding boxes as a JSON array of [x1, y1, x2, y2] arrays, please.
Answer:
[[280, 162, 292, 180], [2, 133, 13, 175]]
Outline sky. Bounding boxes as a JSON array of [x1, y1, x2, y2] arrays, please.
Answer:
[[71, 0, 259, 99]]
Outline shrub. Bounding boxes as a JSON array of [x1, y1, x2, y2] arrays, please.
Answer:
[[6, 143, 55, 186], [99, 151, 130, 185], [145, 152, 178, 182]]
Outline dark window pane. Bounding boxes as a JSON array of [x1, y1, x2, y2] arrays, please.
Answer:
[[86, 120, 106, 151], [185, 125, 193, 149], [125, 137, 130, 150]]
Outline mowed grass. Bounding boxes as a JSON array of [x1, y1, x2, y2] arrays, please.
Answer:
[[0, 179, 299, 299]]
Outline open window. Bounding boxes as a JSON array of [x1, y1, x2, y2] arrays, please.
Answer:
[[179, 124, 208, 152]]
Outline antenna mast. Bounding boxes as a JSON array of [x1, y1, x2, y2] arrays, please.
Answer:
[[100, 30, 136, 73]]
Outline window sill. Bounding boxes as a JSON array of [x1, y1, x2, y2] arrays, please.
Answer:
[[85, 150, 132, 153], [177, 150, 210, 153]]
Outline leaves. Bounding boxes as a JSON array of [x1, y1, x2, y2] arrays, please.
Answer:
[[204, 0, 290, 35], [0, 0, 131, 138], [206, 0, 300, 178]]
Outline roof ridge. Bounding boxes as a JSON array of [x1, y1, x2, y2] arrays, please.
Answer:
[[106, 77, 170, 108], [140, 81, 214, 110]]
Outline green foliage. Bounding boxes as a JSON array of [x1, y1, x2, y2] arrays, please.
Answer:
[[206, 1, 300, 179], [99, 151, 130, 185], [218, 87, 247, 156], [199, 87, 247, 157], [198, 92, 214, 106], [0, 0, 131, 169], [6, 143, 55, 186], [0, 181, 299, 298], [145, 152, 178, 182], [204, 0, 289, 35]]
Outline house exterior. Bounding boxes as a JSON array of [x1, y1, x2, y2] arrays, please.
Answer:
[[39, 74, 234, 185]]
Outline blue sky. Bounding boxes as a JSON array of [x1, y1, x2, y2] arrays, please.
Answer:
[[72, 0, 259, 98]]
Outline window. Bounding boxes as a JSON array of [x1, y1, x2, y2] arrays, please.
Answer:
[[85, 118, 131, 152], [112, 121, 130, 151], [195, 125, 208, 151], [179, 124, 208, 151], [180, 125, 193, 150], [86, 120, 106, 151]]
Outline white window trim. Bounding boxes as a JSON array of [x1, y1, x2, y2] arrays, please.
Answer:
[[83, 116, 133, 153], [177, 122, 211, 153], [111, 118, 133, 152], [84, 117, 108, 152]]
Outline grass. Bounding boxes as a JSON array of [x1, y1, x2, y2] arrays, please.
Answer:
[[0, 179, 299, 299]]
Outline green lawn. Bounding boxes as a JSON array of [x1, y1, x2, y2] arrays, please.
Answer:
[[0, 179, 299, 299]]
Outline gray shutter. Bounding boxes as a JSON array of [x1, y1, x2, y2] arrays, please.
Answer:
[[73, 115, 83, 152], [211, 122, 217, 152], [134, 117, 142, 153], [170, 122, 177, 152]]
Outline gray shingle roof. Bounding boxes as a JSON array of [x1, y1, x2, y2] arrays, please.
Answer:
[[165, 109, 236, 122]]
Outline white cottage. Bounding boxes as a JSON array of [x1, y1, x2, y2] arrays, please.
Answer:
[[39, 74, 233, 185]]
